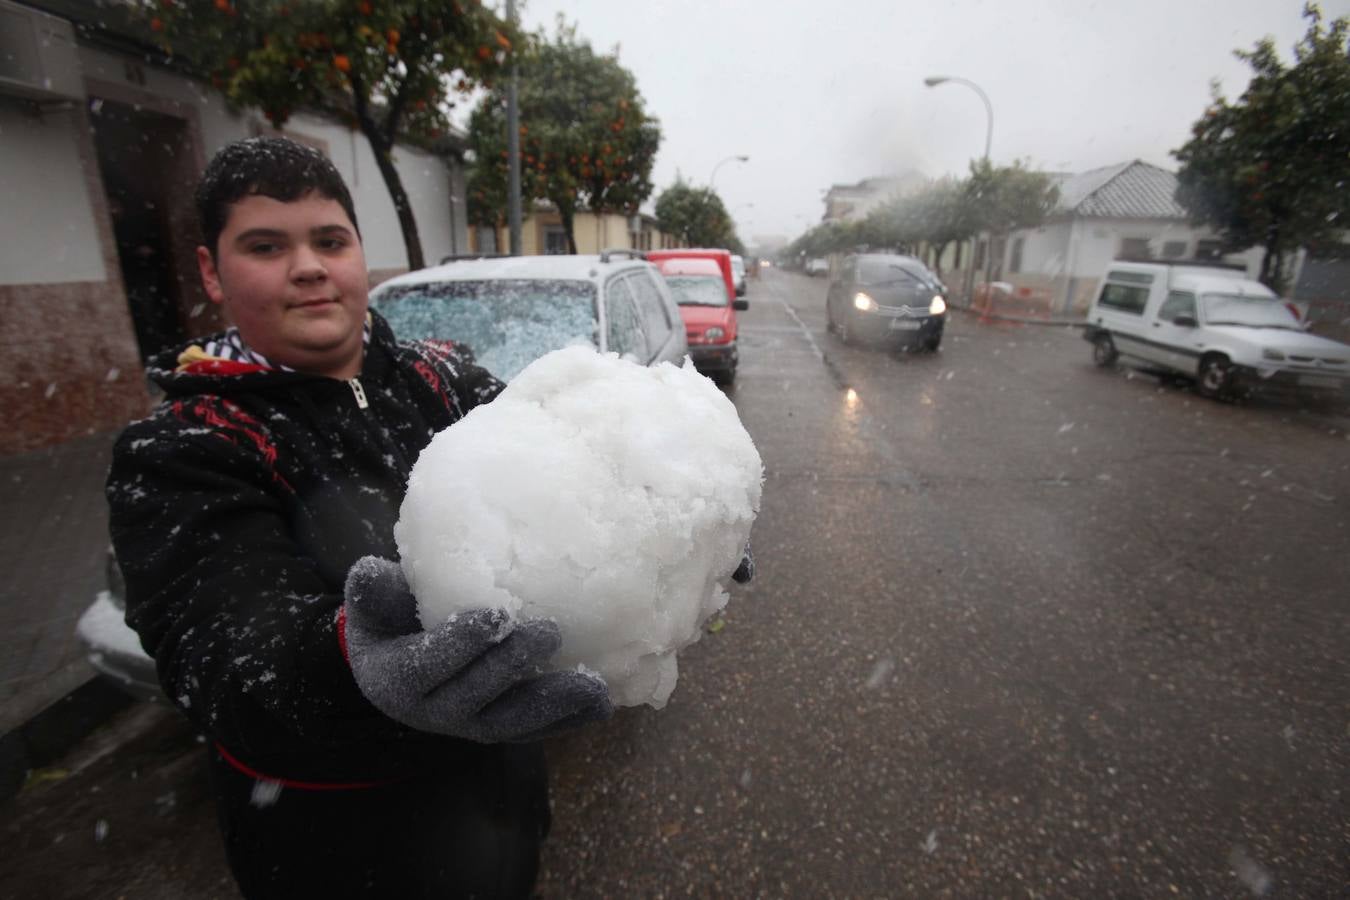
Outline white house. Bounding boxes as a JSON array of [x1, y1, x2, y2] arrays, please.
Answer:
[[997, 160, 1261, 314], [0, 0, 471, 454]]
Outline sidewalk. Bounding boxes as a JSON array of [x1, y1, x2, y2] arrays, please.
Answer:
[[0, 430, 128, 794]]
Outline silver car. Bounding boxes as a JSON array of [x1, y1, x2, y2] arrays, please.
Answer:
[[369, 250, 689, 382]]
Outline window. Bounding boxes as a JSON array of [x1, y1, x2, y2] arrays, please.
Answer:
[[624, 271, 673, 354], [1195, 239, 1223, 260], [1162, 240, 1187, 259], [1159, 290, 1197, 322], [1097, 282, 1150, 315], [543, 226, 568, 255], [1119, 237, 1152, 259], [1009, 237, 1025, 274], [604, 279, 647, 359]]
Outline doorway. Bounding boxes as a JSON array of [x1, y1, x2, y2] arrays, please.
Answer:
[[88, 96, 203, 362]]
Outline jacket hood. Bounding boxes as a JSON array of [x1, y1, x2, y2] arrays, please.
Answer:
[[146, 312, 399, 397]]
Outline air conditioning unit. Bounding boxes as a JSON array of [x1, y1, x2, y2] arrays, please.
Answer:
[[0, 0, 84, 103]]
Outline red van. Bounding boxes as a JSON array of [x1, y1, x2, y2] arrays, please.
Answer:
[[648, 249, 749, 385]]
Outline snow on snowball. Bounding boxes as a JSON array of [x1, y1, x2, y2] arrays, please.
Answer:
[[396, 346, 763, 709]]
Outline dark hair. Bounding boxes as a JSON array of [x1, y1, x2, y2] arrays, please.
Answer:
[[195, 137, 360, 256]]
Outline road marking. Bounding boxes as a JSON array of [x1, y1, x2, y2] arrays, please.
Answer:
[[767, 278, 827, 366]]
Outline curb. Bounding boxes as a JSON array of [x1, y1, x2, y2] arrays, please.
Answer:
[[0, 677, 136, 803], [950, 304, 1088, 328]]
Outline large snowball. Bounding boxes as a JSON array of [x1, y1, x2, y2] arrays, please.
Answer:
[[395, 346, 763, 708]]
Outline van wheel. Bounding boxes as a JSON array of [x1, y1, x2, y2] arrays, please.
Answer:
[[714, 367, 736, 386], [1092, 334, 1118, 367], [1197, 355, 1235, 400]]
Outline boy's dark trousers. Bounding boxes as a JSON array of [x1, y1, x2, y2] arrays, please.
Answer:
[[206, 743, 550, 899]]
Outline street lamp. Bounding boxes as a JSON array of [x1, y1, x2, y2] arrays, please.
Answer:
[[923, 76, 992, 161], [925, 75, 994, 305], [709, 154, 749, 192]]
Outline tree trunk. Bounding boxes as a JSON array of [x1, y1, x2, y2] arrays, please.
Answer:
[[1260, 223, 1285, 293], [933, 240, 951, 277], [348, 71, 425, 272], [368, 140, 426, 270], [559, 204, 578, 255]]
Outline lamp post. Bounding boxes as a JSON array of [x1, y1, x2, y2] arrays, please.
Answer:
[[709, 154, 749, 193], [925, 75, 994, 305], [923, 76, 992, 161]]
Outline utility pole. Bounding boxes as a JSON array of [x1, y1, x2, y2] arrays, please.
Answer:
[[506, 0, 522, 256]]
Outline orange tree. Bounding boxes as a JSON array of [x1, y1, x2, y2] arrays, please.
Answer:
[[1174, 4, 1350, 291], [466, 22, 660, 254], [654, 180, 743, 255], [145, 0, 517, 270]]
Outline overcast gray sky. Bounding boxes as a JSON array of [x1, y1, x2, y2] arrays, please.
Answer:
[[516, 0, 1350, 245]]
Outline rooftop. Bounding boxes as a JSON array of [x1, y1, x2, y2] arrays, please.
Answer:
[[1053, 160, 1189, 220]]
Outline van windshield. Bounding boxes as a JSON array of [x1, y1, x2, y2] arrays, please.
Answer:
[[665, 275, 729, 307], [1202, 293, 1300, 330]]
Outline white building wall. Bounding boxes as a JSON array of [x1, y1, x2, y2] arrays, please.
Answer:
[[0, 102, 105, 285], [1011, 222, 1072, 277], [75, 45, 461, 273], [1067, 218, 1218, 276]]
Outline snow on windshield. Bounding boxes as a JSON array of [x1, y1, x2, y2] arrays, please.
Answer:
[[1202, 293, 1299, 329], [372, 280, 599, 381], [666, 275, 729, 307]]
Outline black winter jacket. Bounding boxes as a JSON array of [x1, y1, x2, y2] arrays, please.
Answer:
[[107, 313, 510, 783]]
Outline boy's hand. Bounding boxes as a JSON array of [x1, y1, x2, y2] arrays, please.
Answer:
[[342, 557, 613, 744]]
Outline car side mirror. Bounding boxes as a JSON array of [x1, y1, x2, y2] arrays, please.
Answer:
[[733, 299, 749, 311], [1173, 314, 1198, 327]]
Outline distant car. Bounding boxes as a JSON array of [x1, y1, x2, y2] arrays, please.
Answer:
[[805, 257, 829, 276], [651, 255, 749, 385], [75, 548, 161, 701], [730, 254, 747, 296], [369, 250, 688, 382], [826, 253, 947, 351], [1084, 260, 1350, 400]]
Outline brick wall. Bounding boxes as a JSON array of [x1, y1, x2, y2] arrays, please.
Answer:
[[0, 280, 151, 456]]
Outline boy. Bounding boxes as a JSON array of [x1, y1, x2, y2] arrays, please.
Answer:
[[106, 137, 612, 898]]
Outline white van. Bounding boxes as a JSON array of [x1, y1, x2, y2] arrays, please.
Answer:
[[1083, 261, 1350, 400]]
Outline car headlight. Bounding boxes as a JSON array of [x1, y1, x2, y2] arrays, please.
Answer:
[[929, 295, 947, 315], [705, 327, 725, 341], [853, 292, 876, 312], [1262, 348, 1286, 361]]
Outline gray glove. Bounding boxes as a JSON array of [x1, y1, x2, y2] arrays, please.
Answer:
[[343, 556, 613, 744]]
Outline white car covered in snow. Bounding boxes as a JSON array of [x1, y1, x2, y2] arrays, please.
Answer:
[[1083, 260, 1350, 401]]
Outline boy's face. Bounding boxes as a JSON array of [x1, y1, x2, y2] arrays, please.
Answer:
[[197, 191, 368, 379]]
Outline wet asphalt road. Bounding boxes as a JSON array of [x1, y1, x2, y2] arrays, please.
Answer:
[[536, 270, 1349, 897], [3, 268, 1347, 898]]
